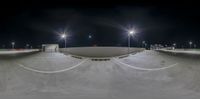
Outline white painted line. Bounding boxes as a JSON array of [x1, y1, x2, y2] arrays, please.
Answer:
[[113, 58, 178, 71], [15, 59, 88, 74]]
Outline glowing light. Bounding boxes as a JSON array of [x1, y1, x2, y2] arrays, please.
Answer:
[[61, 34, 66, 38], [89, 35, 92, 39], [11, 42, 15, 49], [11, 42, 15, 45], [189, 41, 192, 45], [129, 30, 135, 35]]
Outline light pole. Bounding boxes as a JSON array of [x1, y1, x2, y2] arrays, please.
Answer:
[[128, 30, 135, 54], [11, 42, 15, 49], [172, 43, 176, 50], [189, 41, 192, 49], [142, 41, 146, 48], [61, 33, 67, 48], [88, 34, 92, 46], [173, 43, 176, 48]]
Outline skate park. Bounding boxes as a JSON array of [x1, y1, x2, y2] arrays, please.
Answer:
[[0, 46, 200, 99]]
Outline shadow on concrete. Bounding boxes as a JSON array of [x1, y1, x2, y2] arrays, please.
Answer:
[[0, 51, 40, 60]]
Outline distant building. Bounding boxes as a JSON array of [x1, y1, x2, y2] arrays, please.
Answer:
[[42, 44, 59, 52], [150, 44, 164, 50], [166, 47, 175, 50]]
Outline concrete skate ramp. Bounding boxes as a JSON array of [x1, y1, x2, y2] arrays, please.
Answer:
[[60, 47, 144, 57]]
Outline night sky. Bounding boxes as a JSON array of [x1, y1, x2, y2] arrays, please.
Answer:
[[0, 0, 200, 48]]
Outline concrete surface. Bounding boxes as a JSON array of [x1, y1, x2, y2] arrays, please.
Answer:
[[60, 47, 144, 57], [0, 49, 39, 55], [0, 49, 200, 99]]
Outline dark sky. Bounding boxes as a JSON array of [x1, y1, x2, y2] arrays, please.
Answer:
[[0, 0, 200, 48]]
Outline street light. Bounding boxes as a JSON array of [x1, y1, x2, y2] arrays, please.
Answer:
[[189, 41, 192, 49], [173, 43, 176, 49], [129, 31, 134, 35], [61, 33, 67, 48], [173, 43, 176, 47], [11, 42, 15, 49], [89, 35, 92, 39], [128, 30, 135, 54]]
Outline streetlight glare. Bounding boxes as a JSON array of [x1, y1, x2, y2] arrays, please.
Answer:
[[11, 42, 15, 49], [11, 42, 15, 45], [89, 35, 92, 39], [61, 34, 66, 38], [129, 30, 135, 35], [189, 41, 193, 48], [189, 41, 192, 45]]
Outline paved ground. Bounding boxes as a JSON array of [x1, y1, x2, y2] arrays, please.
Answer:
[[158, 49, 200, 55], [0, 50, 200, 99]]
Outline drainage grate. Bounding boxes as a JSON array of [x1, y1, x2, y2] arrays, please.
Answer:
[[91, 58, 110, 61]]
